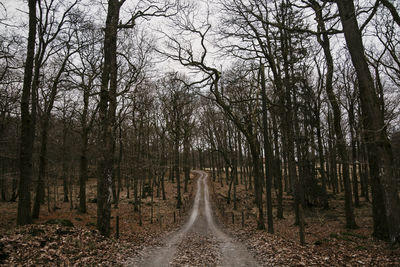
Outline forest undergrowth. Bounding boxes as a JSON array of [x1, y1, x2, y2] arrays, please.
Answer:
[[1, 171, 399, 266], [0, 174, 195, 266], [210, 172, 400, 266]]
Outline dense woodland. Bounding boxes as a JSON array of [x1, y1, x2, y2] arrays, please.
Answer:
[[0, 0, 400, 258]]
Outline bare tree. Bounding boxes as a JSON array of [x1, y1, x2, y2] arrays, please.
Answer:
[[17, 0, 37, 226], [68, 15, 102, 212], [97, 0, 177, 237], [32, 21, 78, 219], [336, 0, 400, 244], [308, 0, 357, 229], [159, 73, 194, 208]]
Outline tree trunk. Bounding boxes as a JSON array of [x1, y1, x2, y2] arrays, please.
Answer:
[[311, 0, 356, 228], [348, 101, 360, 207], [62, 126, 69, 203], [97, 0, 121, 237], [238, 134, 244, 185], [183, 135, 190, 193], [32, 45, 69, 219], [328, 112, 338, 194], [32, 120, 49, 219], [175, 136, 182, 209], [337, 0, 400, 243], [272, 111, 284, 218], [116, 125, 123, 207], [249, 137, 265, 230], [360, 135, 370, 202], [316, 112, 329, 209], [78, 128, 88, 213], [17, 0, 37, 226], [260, 64, 274, 233]]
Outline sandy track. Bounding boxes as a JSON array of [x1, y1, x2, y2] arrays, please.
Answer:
[[125, 171, 259, 267]]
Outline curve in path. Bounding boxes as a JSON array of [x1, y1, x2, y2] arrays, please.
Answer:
[[130, 171, 259, 267]]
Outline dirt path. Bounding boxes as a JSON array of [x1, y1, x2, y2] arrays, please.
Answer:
[[125, 171, 259, 267]]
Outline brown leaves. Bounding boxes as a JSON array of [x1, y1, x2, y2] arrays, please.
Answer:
[[210, 178, 400, 266], [0, 224, 139, 266], [0, 177, 196, 266], [218, 215, 400, 266], [170, 232, 222, 267]]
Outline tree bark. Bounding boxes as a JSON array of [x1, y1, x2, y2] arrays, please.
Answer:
[[97, 0, 122, 237], [336, 0, 400, 243], [62, 123, 69, 203], [17, 0, 37, 226], [78, 127, 88, 213], [183, 133, 190, 193], [272, 111, 284, 218], [260, 64, 274, 233], [348, 100, 360, 207], [312, 0, 357, 228], [249, 139, 266, 230], [175, 135, 182, 208]]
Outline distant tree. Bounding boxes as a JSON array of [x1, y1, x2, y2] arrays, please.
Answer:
[[68, 16, 102, 212], [159, 73, 194, 208], [31, 0, 79, 219]]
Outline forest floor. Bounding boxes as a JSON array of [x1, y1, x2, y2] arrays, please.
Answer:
[[0, 170, 399, 266], [210, 172, 400, 266], [0, 173, 196, 266]]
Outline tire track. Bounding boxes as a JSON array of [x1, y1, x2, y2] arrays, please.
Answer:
[[126, 171, 259, 267]]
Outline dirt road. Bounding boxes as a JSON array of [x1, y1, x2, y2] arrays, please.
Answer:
[[125, 171, 259, 267]]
